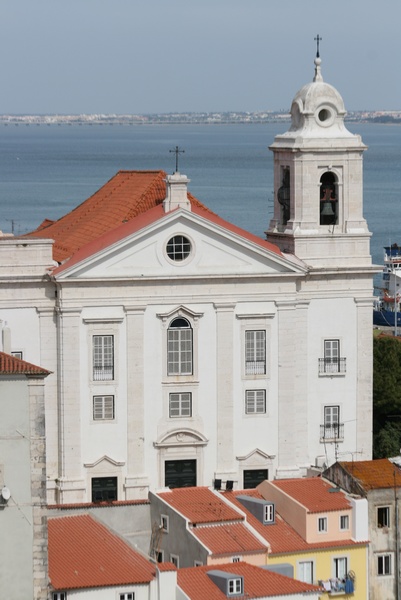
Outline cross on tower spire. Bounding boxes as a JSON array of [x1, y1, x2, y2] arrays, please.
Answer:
[[314, 34, 322, 58], [169, 146, 185, 173]]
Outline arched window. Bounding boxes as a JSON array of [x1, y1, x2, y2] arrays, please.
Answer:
[[167, 317, 193, 375], [319, 172, 338, 225], [277, 167, 290, 226]]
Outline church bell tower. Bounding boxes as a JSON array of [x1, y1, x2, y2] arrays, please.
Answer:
[[266, 50, 371, 268]]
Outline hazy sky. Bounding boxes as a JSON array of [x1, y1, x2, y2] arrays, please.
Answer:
[[2, 0, 400, 114]]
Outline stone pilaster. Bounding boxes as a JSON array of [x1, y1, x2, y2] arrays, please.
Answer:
[[36, 307, 58, 503], [275, 300, 309, 477], [124, 306, 149, 498], [355, 297, 374, 459], [214, 303, 236, 480], [56, 308, 85, 502]]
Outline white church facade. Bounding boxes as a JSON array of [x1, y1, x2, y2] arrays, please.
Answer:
[[0, 56, 376, 504]]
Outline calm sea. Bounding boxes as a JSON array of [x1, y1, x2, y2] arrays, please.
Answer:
[[0, 122, 399, 269]]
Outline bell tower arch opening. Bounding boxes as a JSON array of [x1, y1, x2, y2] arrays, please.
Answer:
[[319, 171, 338, 226]]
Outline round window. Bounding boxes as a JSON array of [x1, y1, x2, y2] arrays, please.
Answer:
[[166, 235, 191, 261], [318, 108, 331, 122]]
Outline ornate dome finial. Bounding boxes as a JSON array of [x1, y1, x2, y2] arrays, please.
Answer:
[[313, 34, 323, 82]]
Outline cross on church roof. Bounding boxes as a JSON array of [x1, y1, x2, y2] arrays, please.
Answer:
[[169, 146, 185, 173], [314, 34, 322, 58]]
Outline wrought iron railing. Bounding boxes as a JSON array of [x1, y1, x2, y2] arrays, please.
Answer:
[[320, 424, 344, 441], [93, 366, 114, 381], [245, 361, 266, 375], [318, 357, 346, 374]]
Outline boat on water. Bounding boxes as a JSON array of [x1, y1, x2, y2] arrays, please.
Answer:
[[373, 244, 401, 327]]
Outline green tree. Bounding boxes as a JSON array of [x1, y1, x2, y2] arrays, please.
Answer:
[[373, 335, 401, 457]]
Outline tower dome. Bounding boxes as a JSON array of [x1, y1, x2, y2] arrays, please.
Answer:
[[287, 56, 352, 139]]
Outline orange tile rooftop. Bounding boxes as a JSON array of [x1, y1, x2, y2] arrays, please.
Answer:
[[177, 562, 321, 599], [0, 351, 51, 376], [25, 170, 207, 263], [48, 514, 155, 590], [24, 169, 283, 268], [157, 486, 243, 524], [191, 521, 268, 555], [228, 490, 361, 555], [339, 458, 401, 490], [270, 477, 351, 513]]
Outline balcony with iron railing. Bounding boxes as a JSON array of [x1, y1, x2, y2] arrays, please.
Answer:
[[319, 576, 355, 595], [93, 365, 114, 381], [320, 423, 344, 442], [245, 361, 266, 375], [318, 357, 346, 375]]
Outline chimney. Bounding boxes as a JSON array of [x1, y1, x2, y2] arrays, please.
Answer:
[[1, 321, 11, 354], [163, 172, 191, 213]]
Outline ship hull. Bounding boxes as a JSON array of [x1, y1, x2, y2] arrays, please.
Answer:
[[373, 309, 401, 327]]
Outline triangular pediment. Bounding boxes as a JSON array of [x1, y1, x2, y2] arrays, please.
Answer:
[[236, 448, 276, 466], [54, 208, 307, 280], [84, 455, 125, 469]]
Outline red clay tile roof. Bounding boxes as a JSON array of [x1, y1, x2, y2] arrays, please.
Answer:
[[157, 487, 243, 525], [191, 522, 268, 555], [227, 490, 361, 555], [177, 562, 321, 599], [338, 459, 401, 490], [48, 514, 155, 590], [24, 169, 284, 272], [270, 478, 351, 513], [24, 170, 212, 263], [157, 562, 177, 572], [0, 352, 51, 376]]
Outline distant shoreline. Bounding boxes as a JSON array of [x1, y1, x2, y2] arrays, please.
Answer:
[[0, 111, 400, 126]]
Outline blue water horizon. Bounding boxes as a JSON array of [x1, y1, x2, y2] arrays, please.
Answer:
[[0, 122, 399, 271]]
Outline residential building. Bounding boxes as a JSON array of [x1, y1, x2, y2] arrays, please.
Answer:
[[0, 53, 376, 504], [48, 513, 177, 600], [257, 478, 369, 597], [324, 459, 401, 600], [149, 486, 269, 567], [176, 562, 322, 600], [0, 351, 50, 600], [150, 482, 368, 597]]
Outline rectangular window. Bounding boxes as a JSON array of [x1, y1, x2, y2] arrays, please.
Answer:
[[170, 554, 179, 567], [161, 515, 169, 532], [93, 395, 114, 420], [53, 594, 67, 600], [119, 594, 134, 600], [318, 517, 327, 532], [245, 330, 266, 375], [93, 335, 114, 381], [169, 392, 192, 417], [194, 560, 203, 567], [340, 515, 349, 530], [334, 557, 347, 579], [263, 504, 274, 523], [91, 476, 117, 502], [377, 553, 392, 575], [156, 551, 164, 563], [228, 578, 242, 594], [325, 405, 339, 427], [298, 561, 313, 584], [377, 506, 390, 528], [320, 339, 346, 374], [11, 350, 23, 359], [232, 556, 241, 563], [245, 389, 266, 414]]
